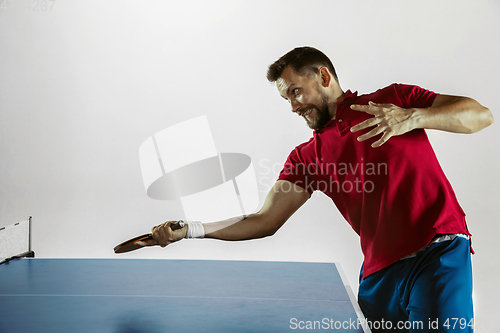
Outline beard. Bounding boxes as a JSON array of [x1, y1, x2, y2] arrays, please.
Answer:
[[304, 92, 332, 131]]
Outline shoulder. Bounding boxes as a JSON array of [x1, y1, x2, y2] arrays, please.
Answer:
[[356, 83, 437, 108], [280, 136, 318, 168], [288, 137, 315, 158]]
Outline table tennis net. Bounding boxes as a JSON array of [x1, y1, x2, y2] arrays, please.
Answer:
[[0, 217, 33, 264]]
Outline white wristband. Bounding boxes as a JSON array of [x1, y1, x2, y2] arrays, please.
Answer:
[[184, 220, 205, 239]]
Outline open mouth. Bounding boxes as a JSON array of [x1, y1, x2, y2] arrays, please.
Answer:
[[302, 108, 313, 118]]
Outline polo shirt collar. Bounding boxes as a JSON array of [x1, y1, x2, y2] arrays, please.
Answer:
[[315, 89, 358, 133]]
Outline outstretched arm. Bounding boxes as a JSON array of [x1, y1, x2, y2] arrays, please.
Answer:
[[149, 180, 310, 246], [350, 94, 493, 147], [413, 94, 493, 133]]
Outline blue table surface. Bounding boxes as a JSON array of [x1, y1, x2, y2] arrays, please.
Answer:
[[0, 259, 366, 332]]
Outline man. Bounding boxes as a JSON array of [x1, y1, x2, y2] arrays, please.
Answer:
[[147, 47, 493, 332]]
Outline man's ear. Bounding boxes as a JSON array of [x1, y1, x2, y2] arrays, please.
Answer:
[[318, 67, 332, 87]]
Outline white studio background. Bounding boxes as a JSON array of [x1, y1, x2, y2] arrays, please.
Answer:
[[0, 0, 498, 330]]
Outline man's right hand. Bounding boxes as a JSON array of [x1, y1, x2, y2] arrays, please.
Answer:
[[139, 221, 188, 248]]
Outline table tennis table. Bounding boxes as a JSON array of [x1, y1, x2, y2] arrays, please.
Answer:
[[0, 258, 370, 332]]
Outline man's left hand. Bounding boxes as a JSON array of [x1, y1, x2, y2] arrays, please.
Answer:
[[350, 101, 415, 147]]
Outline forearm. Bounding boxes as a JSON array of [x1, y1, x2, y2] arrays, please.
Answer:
[[411, 96, 493, 134], [204, 181, 309, 241], [203, 213, 276, 241], [150, 181, 308, 247]]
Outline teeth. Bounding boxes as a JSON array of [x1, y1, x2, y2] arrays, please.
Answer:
[[303, 109, 312, 117]]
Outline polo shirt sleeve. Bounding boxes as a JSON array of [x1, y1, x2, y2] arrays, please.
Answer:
[[277, 146, 314, 196], [393, 83, 438, 109]]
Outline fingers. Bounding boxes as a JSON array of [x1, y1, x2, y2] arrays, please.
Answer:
[[354, 124, 393, 147], [152, 222, 169, 247], [372, 131, 393, 148], [350, 102, 387, 133], [349, 102, 407, 147], [356, 125, 385, 143], [151, 221, 172, 247], [151, 221, 187, 247], [350, 117, 380, 133], [350, 101, 379, 115], [350, 101, 395, 115], [135, 237, 158, 247]]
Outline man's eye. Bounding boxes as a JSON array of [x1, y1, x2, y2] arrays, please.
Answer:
[[292, 88, 299, 96]]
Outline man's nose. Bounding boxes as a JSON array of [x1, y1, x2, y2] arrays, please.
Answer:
[[290, 99, 301, 113]]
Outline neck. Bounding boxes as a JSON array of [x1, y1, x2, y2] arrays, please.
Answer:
[[328, 90, 345, 120]]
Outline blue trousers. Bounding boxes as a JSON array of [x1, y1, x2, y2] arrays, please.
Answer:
[[358, 237, 474, 332]]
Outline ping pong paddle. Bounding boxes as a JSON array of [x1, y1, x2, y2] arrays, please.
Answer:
[[114, 220, 186, 254]]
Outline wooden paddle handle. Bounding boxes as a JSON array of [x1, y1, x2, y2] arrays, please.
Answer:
[[170, 220, 185, 230]]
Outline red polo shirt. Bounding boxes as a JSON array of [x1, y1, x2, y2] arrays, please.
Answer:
[[278, 84, 471, 279]]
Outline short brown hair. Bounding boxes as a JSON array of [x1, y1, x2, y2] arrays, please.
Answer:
[[266, 46, 338, 83]]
